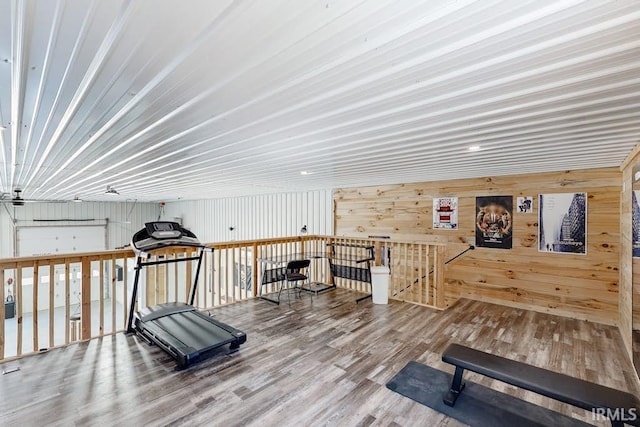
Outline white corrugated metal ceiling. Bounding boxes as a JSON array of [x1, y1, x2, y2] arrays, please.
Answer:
[[0, 0, 639, 203]]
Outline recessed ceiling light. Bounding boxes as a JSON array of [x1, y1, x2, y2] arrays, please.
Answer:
[[468, 145, 481, 152], [300, 171, 312, 175]]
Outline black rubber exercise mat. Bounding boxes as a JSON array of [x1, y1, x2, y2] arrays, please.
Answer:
[[386, 361, 593, 427]]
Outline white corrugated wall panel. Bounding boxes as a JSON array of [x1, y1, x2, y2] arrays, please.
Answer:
[[163, 190, 333, 243], [0, 201, 159, 258]]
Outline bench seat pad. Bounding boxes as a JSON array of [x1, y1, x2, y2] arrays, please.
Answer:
[[442, 343, 639, 413]]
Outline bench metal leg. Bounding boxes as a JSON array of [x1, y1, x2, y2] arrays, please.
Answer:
[[355, 293, 372, 304], [443, 366, 466, 407]]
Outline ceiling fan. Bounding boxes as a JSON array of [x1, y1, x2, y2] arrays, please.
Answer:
[[0, 189, 67, 206]]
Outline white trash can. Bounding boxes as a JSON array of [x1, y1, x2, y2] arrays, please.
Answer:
[[371, 266, 390, 304]]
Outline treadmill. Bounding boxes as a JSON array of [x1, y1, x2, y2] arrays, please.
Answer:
[[126, 221, 246, 369]]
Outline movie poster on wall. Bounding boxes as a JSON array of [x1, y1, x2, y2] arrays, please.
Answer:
[[475, 196, 513, 249], [433, 197, 458, 229], [633, 191, 640, 257], [538, 193, 587, 254]]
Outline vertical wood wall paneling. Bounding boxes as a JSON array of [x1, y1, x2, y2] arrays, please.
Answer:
[[334, 167, 621, 325]]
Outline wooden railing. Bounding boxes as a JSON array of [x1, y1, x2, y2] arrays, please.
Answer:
[[0, 249, 135, 360], [0, 235, 446, 361]]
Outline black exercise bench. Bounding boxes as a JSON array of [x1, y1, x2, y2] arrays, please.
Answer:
[[442, 343, 640, 427]]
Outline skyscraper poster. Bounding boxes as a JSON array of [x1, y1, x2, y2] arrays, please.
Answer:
[[633, 190, 640, 257], [433, 197, 458, 229], [475, 196, 513, 249], [538, 193, 587, 254]]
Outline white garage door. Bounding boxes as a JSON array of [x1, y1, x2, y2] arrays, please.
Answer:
[[17, 225, 107, 256]]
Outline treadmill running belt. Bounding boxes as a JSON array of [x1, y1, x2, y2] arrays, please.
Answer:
[[152, 312, 236, 350]]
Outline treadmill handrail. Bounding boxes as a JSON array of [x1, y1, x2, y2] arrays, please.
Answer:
[[137, 255, 202, 268], [135, 245, 211, 261], [134, 241, 205, 258], [126, 222, 211, 334]]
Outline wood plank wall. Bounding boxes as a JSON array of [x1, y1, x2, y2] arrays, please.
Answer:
[[334, 167, 621, 325], [620, 164, 632, 357], [620, 146, 640, 360]]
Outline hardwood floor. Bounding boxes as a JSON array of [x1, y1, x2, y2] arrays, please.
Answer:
[[0, 288, 637, 426]]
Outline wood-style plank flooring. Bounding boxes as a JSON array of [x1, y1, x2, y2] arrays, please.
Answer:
[[0, 289, 637, 426]]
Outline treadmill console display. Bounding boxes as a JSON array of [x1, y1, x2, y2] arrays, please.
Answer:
[[146, 222, 182, 239], [132, 221, 201, 252]]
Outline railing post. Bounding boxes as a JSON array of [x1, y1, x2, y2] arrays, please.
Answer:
[[374, 241, 382, 266], [49, 263, 54, 347], [111, 255, 117, 336], [32, 259, 39, 352], [64, 260, 70, 343], [185, 255, 193, 303], [123, 257, 129, 327], [17, 265, 23, 356], [434, 245, 446, 308], [252, 243, 258, 297], [81, 257, 91, 341], [99, 259, 105, 337]]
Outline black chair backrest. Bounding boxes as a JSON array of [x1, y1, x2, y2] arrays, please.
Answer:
[[286, 259, 311, 273]]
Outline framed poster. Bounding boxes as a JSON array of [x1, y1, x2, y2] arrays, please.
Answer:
[[633, 190, 640, 257], [475, 196, 513, 249], [538, 193, 586, 254], [433, 197, 458, 229], [516, 196, 533, 213]]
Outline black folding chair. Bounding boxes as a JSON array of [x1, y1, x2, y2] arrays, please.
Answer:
[[278, 259, 311, 306]]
